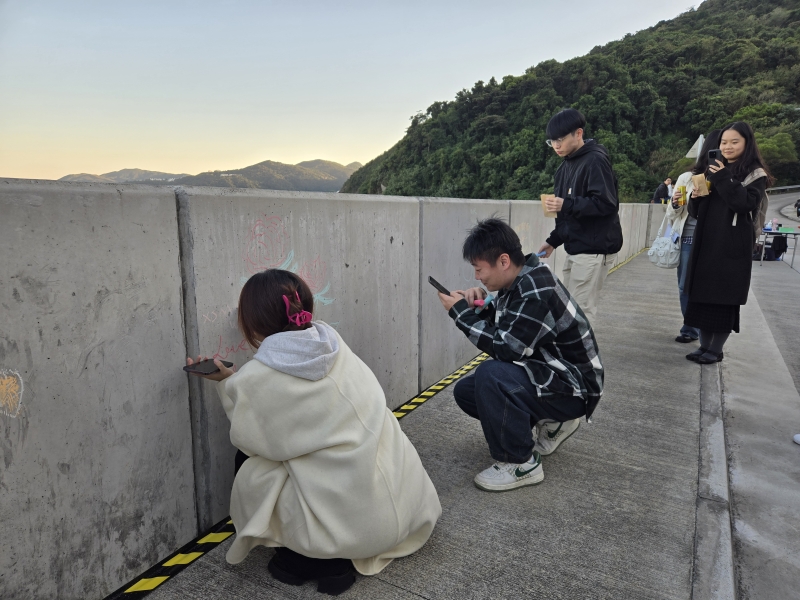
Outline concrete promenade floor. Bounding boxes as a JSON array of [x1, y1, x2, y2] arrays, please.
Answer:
[[145, 255, 800, 600]]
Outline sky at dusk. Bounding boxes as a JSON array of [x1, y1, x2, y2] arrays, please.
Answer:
[[0, 0, 700, 180]]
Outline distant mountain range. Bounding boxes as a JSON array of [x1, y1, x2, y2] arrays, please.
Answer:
[[59, 168, 190, 183], [60, 160, 363, 192]]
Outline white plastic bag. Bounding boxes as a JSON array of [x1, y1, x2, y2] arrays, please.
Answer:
[[648, 212, 680, 269]]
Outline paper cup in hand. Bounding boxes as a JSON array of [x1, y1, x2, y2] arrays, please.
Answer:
[[690, 174, 709, 196], [541, 194, 558, 218]]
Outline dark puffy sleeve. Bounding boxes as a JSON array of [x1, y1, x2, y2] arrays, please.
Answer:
[[707, 169, 765, 214], [560, 160, 619, 221]]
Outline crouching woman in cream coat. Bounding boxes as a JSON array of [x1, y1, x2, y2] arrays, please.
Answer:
[[187, 269, 441, 595]]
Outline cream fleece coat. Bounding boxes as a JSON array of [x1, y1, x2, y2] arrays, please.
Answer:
[[665, 171, 695, 237], [215, 322, 441, 575]]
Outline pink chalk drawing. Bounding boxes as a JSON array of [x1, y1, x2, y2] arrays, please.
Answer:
[[297, 256, 328, 294], [242, 216, 290, 274], [239, 215, 335, 305], [0, 369, 24, 418], [213, 335, 250, 361]]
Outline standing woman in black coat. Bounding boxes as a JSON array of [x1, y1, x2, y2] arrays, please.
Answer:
[[684, 121, 773, 364]]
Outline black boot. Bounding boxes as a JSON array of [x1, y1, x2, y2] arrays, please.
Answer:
[[268, 547, 355, 596]]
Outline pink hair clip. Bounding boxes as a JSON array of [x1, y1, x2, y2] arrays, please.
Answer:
[[283, 291, 313, 327]]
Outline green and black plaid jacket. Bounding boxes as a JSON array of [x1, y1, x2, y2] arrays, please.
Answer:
[[448, 253, 604, 419]]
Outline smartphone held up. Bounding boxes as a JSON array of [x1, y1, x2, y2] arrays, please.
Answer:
[[707, 149, 726, 165]]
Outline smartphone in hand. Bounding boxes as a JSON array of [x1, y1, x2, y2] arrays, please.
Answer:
[[183, 358, 233, 375], [707, 149, 726, 164], [428, 276, 450, 295]]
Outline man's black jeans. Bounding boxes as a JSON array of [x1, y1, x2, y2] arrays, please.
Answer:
[[453, 360, 586, 464]]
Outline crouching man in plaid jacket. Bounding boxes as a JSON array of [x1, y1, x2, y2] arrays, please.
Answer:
[[438, 218, 604, 492]]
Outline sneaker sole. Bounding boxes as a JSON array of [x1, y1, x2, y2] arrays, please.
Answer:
[[474, 471, 544, 492], [537, 420, 581, 456]]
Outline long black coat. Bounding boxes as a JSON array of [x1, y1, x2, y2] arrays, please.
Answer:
[[685, 169, 766, 306]]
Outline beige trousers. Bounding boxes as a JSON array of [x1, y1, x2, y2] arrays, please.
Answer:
[[561, 252, 617, 324]]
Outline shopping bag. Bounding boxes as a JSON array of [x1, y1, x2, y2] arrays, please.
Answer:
[[647, 211, 680, 269]]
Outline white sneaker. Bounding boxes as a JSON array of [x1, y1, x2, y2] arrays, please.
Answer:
[[793, 433, 800, 445], [473, 452, 544, 492], [536, 418, 581, 456]]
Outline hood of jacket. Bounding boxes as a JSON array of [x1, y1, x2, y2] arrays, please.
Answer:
[[253, 321, 340, 381]]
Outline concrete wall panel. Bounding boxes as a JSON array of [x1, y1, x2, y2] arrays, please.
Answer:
[[650, 205, 668, 245], [419, 198, 509, 389], [636, 205, 650, 254], [177, 186, 420, 528], [509, 200, 559, 274], [0, 180, 196, 599]]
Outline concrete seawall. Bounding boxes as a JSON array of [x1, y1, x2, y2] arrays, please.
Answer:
[[0, 179, 655, 598]]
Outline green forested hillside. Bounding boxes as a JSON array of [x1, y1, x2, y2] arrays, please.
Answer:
[[342, 0, 800, 201]]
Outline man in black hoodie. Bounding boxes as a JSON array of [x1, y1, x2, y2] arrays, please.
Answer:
[[538, 109, 623, 323]]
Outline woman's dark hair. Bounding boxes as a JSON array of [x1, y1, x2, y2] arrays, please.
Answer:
[[692, 130, 722, 175], [463, 217, 525, 267], [238, 269, 314, 348], [717, 121, 775, 185], [546, 108, 587, 140]]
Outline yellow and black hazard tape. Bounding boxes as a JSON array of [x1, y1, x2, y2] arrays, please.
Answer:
[[607, 247, 647, 275], [392, 353, 489, 419], [104, 517, 236, 598], [104, 353, 488, 598]]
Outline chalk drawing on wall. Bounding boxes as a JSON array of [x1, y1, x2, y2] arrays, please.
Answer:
[[242, 216, 291, 274], [213, 216, 337, 361], [0, 369, 24, 418], [297, 256, 335, 305], [240, 215, 335, 306]]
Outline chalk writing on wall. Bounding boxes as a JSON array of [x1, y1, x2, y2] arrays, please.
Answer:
[[213, 335, 249, 361], [0, 369, 24, 418], [202, 304, 236, 326]]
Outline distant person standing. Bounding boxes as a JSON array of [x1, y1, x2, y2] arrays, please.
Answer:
[[684, 122, 773, 364], [538, 108, 623, 324], [667, 131, 722, 344], [795, 198, 800, 218], [652, 178, 672, 204]]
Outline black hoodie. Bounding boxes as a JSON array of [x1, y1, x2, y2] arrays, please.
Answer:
[[545, 139, 624, 255]]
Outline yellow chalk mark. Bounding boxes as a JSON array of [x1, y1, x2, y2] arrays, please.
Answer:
[[0, 372, 22, 417]]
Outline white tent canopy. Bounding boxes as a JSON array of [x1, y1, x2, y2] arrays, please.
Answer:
[[686, 134, 705, 158]]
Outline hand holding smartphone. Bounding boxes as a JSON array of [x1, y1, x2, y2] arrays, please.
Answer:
[[707, 149, 727, 173], [184, 357, 234, 380]]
